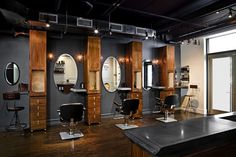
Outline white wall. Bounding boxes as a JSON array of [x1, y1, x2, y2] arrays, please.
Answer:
[[181, 38, 206, 114]]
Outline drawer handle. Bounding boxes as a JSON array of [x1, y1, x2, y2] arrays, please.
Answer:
[[37, 120, 40, 125], [94, 115, 95, 119], [94, 108, 95, 111], [37, 106, 40, 110], [93, 97, 95, 100], [37, 112, 39, 117], [37, 99, 39, 104], [93, 102, 95, 106]]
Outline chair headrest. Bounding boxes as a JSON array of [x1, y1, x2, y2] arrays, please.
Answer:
[[59, 103, 84, 122], [122, 99, 139, 115], [164, 95, 179, 105]]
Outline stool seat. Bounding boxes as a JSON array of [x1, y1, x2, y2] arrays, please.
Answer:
[[185, 94, 195, 97], [7, 106, 24, 112]]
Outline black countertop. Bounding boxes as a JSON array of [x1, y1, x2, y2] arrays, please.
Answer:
[[125, 112, 236, 156]]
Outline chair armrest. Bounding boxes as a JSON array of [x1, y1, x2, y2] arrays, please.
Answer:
[[113, 101, 121, 107]]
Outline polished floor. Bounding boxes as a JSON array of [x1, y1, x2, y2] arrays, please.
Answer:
[[0, 111, 204, 157]]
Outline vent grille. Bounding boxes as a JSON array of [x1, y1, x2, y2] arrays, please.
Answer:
[[109, 23, 123, 32], [77, 17, 93, 28], [39, 12, 58, 23], [136, 27, 147, 36], [123, 25, 136, 35]]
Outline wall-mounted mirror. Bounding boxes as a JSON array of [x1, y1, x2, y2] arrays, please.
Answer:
[[53, 54, 78, 94], [102, 56, 121, 92], [4, 62, 20, 85], [142, 60, 153, 90]]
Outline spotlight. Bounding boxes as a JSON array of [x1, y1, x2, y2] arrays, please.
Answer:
[[145, 31, 148, 40], [109, 28, 112, 35], [216, 11, 219, 14], [152, 32, 156, 39], [187, 39, 191, 44], [228, 8, 233, 18], [46, 23, 50, 28], [94, 28, 99, 34]]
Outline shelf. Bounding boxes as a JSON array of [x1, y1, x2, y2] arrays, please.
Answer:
[[70, 88, 87, 93]]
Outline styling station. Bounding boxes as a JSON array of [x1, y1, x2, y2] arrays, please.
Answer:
[[1, 1, 236, 157]]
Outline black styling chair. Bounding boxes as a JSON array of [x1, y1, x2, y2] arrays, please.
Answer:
[[115, 99, 139, 130], [163, 94, 179, 114], [58, 103, 84, 140]]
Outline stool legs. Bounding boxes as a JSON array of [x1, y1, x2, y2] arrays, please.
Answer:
[[7, 110, 26, 131], [185, 96, 191, 112]]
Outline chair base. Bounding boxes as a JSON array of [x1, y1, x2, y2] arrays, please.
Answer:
[[59, 131, 84, 140], [6, 123, 26, 132], [156, 117, 177, 123], [115, 124, 138, 130]]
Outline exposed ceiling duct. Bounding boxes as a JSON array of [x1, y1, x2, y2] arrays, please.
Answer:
[[38, 12, 156, 39]]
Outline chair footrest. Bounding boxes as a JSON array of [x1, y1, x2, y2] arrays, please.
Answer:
[[59, 131, 84, 140]]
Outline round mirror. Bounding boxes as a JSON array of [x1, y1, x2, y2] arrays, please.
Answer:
[[53, 54, 78, 94], [102, 56, 121, 92], [142, 60, 153, 90], [4, 62, 20, 85]]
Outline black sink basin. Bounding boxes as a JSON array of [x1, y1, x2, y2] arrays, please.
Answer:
[[220, 115, 236, 122]]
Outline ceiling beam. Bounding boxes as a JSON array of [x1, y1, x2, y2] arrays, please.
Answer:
[[101, 0, 126, 17], [94, 1, 207, 28]]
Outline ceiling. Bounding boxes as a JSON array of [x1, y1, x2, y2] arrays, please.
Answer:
[[1, 0, 236, 42]]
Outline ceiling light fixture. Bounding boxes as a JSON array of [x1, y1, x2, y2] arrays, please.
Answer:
[[94, 28, 99, 34], [145, 31, 148, 40], [216, 11, 220, 14], [46, 23, 50, 27], [228, 8, 233, 18], [109, 26, 112, 35]]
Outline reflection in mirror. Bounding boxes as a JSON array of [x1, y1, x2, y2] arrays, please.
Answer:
[[102, 56, 121, 92], [4, 62, 20, 85], [53, 54, 78, 94], [142, 60, 153, 90]]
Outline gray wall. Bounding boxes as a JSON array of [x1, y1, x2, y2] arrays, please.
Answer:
[[0, 33, 181, 129], [0, 34, 29, 130]]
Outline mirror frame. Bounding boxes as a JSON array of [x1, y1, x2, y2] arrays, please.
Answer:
[[102, 56, 121, 92], [142, 59, 153, 90], [4, 62, 20, 86], [53, 53, 78, 94]]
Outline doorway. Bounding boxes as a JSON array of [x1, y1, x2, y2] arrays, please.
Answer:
[[208, 52, 236, 114]]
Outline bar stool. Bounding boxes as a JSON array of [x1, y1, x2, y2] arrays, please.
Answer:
[[3, 92, 26, 131], [183, 85, 198, 112]]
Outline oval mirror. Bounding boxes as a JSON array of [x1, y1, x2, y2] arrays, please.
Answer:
[[53, 54, 78, 94], [142, 60, 153, 90], [102, 56, 121, 92], [4, 62, 20, 85]]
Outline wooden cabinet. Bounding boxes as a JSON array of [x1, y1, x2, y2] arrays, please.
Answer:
[[85, 94, 101, 125], [84, 36, 101, 125], [29, 30, 47, 132], [157, 45, 175, 99], [158, 45, 175, 89], [125, 41, 143, 118], [87, 37, 101, 71], [29, 97, 46, 131]]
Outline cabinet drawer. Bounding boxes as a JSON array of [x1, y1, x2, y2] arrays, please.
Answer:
[[87, 107, 100, 115], [30, 105, 46, 113], [87, 95, 101, 101], [30, 120, 46, 130], [30, 111, 46, 121], [30, 97, 46, 106], [87, 100, 100, 109]]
